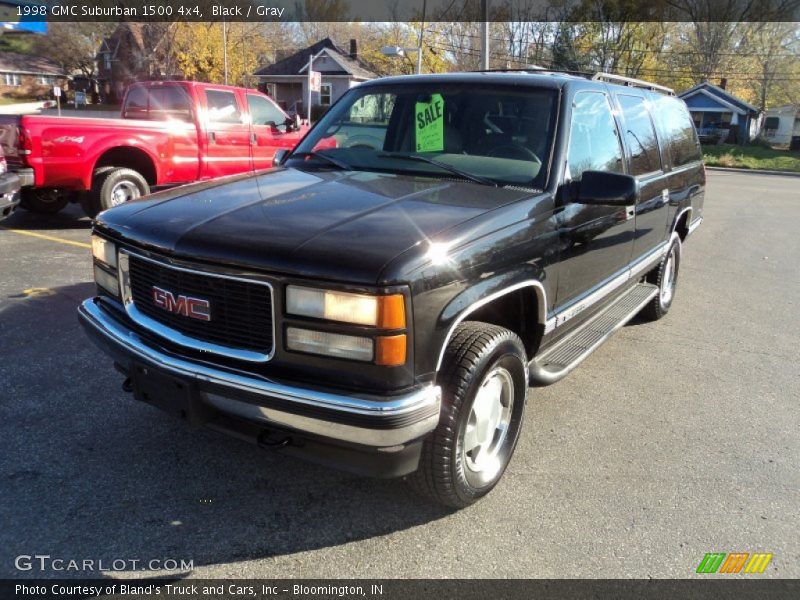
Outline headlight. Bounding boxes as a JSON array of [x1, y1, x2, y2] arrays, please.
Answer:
[[286, 327, 374, 362], [286, 285, 405, 328], [93, 264, 119, 296], [91, 235, 117, 268]]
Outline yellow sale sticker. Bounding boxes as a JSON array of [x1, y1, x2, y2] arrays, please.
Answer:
[[415, 93, 444, 152]]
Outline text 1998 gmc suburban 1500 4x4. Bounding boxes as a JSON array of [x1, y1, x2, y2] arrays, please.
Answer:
[[78, 71, 704, 508], [0, 81, 310, 218]]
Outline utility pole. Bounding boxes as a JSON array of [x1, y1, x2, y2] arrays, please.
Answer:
[[307, 54, 313, 124], [481, 0, 490, 70], [222, 20, 228, 85], [417, 0, 426, 74]]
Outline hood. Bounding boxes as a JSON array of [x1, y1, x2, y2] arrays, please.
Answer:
[[96, 168, 533, 284]]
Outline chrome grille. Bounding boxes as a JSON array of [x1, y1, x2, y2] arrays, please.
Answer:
[[120, 251, 274, 361]]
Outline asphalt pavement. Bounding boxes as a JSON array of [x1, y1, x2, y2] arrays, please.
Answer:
[[0, 171, 797, 579]]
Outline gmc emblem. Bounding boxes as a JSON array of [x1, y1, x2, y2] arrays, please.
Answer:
[[151, 286, 211, 321]]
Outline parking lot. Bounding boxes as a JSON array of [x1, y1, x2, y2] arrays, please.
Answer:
[[0, 170, 797, 579]]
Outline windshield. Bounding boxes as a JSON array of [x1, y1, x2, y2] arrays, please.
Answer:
[[290, 82, 558, 188]]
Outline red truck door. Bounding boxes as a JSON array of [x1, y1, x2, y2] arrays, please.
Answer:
[[202, 88, 253, 178], [246, 93, 302, 170]]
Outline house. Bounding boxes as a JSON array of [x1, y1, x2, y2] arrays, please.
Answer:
[[254, 38, 376, 117], [678, 81, 763, 145], [763, 105, 800, 146], [97, 23, 171, 104], [0, 52, 68, 100]]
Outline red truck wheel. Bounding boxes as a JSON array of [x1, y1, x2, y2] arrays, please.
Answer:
[[20, 189, 69, 214], [81, 168, 150, 218]]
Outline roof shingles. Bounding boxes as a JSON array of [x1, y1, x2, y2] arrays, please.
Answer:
[[0, 52, 66, 76], [255, 37, 376, 80]]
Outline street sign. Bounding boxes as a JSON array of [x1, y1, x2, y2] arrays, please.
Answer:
[[75, 91, 86, 106], [52, 86, 61, 97], [309, 71, 321, 93]]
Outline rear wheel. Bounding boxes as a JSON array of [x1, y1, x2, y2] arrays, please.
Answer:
[[81, 167, 149, 218], [19, 189, 68, 214], [407, 322, 528, 508], [641, 235, 681, 321]]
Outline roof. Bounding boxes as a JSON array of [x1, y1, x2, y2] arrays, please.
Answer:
[[679, 82, 760, 115], [98, 23, 146, 57], [359, 70, 593, 91], [0, 52, 67, 76], [254, 37, 376, 80]]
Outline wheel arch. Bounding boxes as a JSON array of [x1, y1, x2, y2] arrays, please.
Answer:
[[435, 279, 548, 373], [672, 206, 693, 241], [90, 146, 159, 188]]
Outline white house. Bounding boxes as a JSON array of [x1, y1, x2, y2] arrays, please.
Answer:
[[763, 105, 800, 146]]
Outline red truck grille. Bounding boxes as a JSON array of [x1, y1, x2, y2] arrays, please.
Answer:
[[127, 254, 274, 358]]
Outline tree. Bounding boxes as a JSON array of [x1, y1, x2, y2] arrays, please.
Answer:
[[34, 22, 115, 77], [170, 22, 290, 86]]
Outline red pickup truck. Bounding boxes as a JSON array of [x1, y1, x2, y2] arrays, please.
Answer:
[[0, 81, 310, 217]]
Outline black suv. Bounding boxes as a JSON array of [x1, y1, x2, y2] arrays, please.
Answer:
[[79, 71, 705, 508]]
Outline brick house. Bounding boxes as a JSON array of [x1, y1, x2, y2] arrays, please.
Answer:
[[0, 52, 68, 100], [97, 23, 172, 104]]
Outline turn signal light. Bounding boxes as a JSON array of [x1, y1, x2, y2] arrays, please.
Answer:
[[377, 294, 406, 329], [375, 334, 407, 366]]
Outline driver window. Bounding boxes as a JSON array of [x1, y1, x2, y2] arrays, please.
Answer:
[[247, 94, 286, 128], [321, 93, 396, 150], [567, 92, 625, 181]]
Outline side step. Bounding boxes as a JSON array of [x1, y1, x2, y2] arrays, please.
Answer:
[[529, 283, 658, 385]]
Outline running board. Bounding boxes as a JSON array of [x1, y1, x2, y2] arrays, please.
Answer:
[[529, 283, 658, 385]]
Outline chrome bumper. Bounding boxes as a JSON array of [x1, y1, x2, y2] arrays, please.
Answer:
[[78, 298, 441, 448]]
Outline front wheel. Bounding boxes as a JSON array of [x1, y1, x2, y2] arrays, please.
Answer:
[[81, 167, 149, 218], [407, 322, 528, 508]]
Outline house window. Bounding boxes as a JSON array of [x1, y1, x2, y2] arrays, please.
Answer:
[[3, 73, 21, 87], [320, 83, 332, 106], [38, 75, 56, 86]]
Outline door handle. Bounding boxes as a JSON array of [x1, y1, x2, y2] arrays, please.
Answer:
[[251, 132, 257, 144], [209, 131, 216, 144]]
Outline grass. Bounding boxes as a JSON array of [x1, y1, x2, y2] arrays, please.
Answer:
[[702, 144, 800, 173], [0, 96, 36, 106]]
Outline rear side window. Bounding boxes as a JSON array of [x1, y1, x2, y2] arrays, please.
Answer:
[[123, 86, 191, 121], [123, 87, 148, 118], [148, 87, 192, 121], [617, 94, 661, 176], [206, 90, 243, 124], [653, 96, 702, 168], [567, 91, 624, 181]]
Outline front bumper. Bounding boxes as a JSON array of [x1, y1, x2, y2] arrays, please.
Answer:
[[78, 298, 441, 473], [0, 172, 21, 218]]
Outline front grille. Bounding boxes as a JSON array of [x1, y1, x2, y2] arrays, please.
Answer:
[[127, 254, 273, 356]]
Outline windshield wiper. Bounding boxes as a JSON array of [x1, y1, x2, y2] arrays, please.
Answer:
[[291, 151, 351, 170], [377, 153, 498, 187]]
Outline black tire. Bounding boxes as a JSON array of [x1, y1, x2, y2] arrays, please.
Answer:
[[641, 235, 681, 321], [81, 167, 149, 219], [19, 189, 68, 214], [407, 322, 528, 508]]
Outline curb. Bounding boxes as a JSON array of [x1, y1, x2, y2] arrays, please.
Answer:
[[705, 166, 800, 178]]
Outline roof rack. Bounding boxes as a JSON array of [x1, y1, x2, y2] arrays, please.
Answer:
[[592, 72, 674, 95], [471, 68, 674, 95], [473, 67, 595, 78]]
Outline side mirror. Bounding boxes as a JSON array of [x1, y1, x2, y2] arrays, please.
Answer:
[[273, 149, 289, 166], [575, 170, 638, 206], [286, 114, 302, 131]]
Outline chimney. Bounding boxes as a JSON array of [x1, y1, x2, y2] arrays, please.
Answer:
[[349, 39, 358, 60], [720, 77, 728, 90]]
